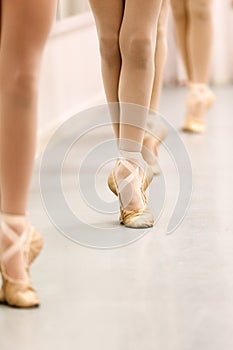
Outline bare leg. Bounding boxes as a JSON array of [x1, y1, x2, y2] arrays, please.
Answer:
[[183, 0, 214, 133], [142, 0, 169, 174], [90, 0, 162, 148], [187, 0, 213, 83], [0, 0, 56, 283], [150, 0, 169, 112], [118, 0, 162, 152], [114, 0, 162, 227], [170, 0, 192, 80], [89, 0, 124, 138], [90, 0, 162, 227], [170, 0, 214, 133]]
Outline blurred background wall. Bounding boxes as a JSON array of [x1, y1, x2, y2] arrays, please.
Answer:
[[165, 0, 233, 85], [38, 0, 233, 148]]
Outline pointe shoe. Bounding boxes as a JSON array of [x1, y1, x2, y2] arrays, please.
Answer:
[[142, 114, 168, 174], [182, 83, 215, 134], [108, 161, 154, 196], [0, 227, 43, 304], [0, 214, 41, 308], [108, 159, 154, 228]]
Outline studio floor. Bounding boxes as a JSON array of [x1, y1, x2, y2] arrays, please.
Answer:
[[0, 86, 233, 350]]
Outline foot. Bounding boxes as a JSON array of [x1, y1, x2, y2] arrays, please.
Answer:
[[0, 213, 41, 308], [108, 153, 154, 228], [182, 83, 215, 134], [0, 227, 43, 304]]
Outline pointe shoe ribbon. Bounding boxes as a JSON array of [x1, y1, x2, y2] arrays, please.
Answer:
[[0, 227, 43, 304], [0, 222, 28, 284], [0, 214, 41, 308], [108, 159, 154, 228]]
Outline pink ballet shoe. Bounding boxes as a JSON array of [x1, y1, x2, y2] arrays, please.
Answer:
[[0, 214, 43, 308], [108, 159, 154, 228], [182, 83, 215, 134]]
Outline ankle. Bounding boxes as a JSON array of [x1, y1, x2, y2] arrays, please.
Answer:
[[0, 212, 29, 236], [118, 150, 146, 169], [188, 81, 208, 89]]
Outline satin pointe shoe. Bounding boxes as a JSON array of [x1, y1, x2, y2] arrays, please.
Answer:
[[0, 213, 42, 308], [182, 83, 215, 134], [108, 160, 154, 196], [142, 113, 168, 175], [108, 158, 154, 228], [0, 226, 43, 304]]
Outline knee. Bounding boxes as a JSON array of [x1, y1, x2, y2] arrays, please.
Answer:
[[189, 0, 212, 21], [171, 1, 186, 21], [1, 68, 38, 100], [120, 34, 154, 69], [99, 34, 120, 65]]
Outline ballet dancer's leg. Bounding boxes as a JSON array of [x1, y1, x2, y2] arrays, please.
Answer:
[[89, 0, 124, 138], [170, 0, 213, 83], [170, 0, 214, 133], [0, 0, 56, 215], [150, 0, 169, 112], [0, 0, 56, 307], [170, 0, 192, 80], [142, 0, 169, 174], [183, 0, 214, 133], [91, 0, 162, 227], [187, 0, 213, 83], [118, 0, 162, 152], [90, 0, 163, 157], [110, 0, 162, 227]]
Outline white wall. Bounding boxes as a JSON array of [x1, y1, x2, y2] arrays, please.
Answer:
[[38, 11, 105, 148], [58, 0, 90, 19], [164, 0, 233, 85]]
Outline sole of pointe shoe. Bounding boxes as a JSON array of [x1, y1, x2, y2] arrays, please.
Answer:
[[3, 300, 40, 309], [1, 274, 41, 308], [0, 270, 40, 308], [124, 220, 154, 229], [2, 298, 40, 309], [182, 120, 206, 134], [120, 209, 154, 228]]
